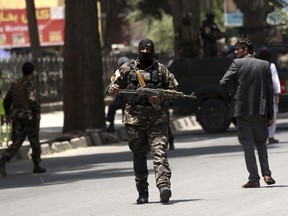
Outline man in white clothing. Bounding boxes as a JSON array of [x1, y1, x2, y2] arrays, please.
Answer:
[[258, 47, 281, 143]]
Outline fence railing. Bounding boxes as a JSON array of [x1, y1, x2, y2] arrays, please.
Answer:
[[0, 55, 64, 104], [0, 52, 172, 104]]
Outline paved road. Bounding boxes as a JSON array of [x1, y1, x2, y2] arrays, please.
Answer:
[[1, 116, 287, 216]]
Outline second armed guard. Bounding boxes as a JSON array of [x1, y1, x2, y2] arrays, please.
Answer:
[[200, 11, 225, 57]]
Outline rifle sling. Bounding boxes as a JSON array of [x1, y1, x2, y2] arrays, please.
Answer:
[[135, 70, 147, 88]]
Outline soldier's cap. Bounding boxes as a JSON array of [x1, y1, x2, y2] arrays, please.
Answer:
[[138, 38, 155, 54]]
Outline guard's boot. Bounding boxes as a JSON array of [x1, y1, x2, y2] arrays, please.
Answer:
[[159, 186, 172, 203], [0, 155, 9, 177], [169, 139, 175, 150], [106, 123, 115, 132], [33, 161, 47, 174], [136, 191, 149, 204]]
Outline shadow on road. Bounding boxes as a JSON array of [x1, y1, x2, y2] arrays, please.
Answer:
[[1, 123, 287, 190], [142, 198, 203, 205]]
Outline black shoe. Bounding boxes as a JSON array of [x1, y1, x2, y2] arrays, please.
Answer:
[[264, 176, 276, 185], [0, 160, 7, 177], [33, 165, 47, 174], [136, 192, 148, 204], [268, 137, 279, 144], [159, 186, 172, 203]]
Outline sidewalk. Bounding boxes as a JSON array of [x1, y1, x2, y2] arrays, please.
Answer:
[[1, 109, 287, 161], [0, 109, 127, 161]]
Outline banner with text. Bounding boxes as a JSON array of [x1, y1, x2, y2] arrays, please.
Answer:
[[0, 7, 64, 48]]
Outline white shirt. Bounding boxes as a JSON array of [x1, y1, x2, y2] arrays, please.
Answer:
[[270, 63, 281, 94]]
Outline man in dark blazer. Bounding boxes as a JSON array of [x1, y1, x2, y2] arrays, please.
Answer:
[[220, 38, 275, 188]]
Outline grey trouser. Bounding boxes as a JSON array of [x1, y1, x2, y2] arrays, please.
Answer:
[[237, 115, 271, 182]]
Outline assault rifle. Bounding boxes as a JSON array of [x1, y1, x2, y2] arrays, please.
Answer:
[[119, 87, 196, 111]]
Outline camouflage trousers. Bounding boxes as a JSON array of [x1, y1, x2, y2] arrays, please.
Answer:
[[126, 123, 171, 193], [3, 117, 41, 162]]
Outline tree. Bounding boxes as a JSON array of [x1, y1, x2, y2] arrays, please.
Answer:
[[63, 0, 105, 133], [146, 13, 174, 52], [171, 0, 200, 32], [25, 0, 42, 94], [128, 0, 202, 55], [128, 0, 172, 19], [200, 0, 225, 31], [102, 0, 127, 53], [25, 0, 42, 62], [233, 0, 287, 43], [128, 0, 175, 52]]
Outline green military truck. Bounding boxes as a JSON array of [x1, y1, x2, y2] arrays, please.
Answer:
[[168, 44, 288, 133]]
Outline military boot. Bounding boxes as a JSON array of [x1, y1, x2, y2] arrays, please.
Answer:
[[169, 140, 175, 150], [106, 123, 115, 133], [33, 161, 47, 174], [0, 155, 9, 177], [136, 191, 149, 204], [168, 137, 175, 150], [159, 186, 172, 203]]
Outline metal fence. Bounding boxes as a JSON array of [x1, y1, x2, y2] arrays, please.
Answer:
[[0, 52, 172, 104], [0, 55, 63, 103]]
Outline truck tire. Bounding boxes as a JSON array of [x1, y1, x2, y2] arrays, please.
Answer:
[[198, 98, 231, 133]]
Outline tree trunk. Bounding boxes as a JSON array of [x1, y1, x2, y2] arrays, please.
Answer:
[[63, 0, 105, 133], [171, 0, 183, 34], [25, 0, 42, 61], [25, 0, 42, 97], [233, 0, 270, 43], [102, 0, 126, 53]]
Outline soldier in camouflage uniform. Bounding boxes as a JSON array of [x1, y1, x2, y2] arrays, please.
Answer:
[[200, 11, 225, 57], [106, 39, 178, 204], [0, 62, 46, 177], [175, 11, 200, 58]]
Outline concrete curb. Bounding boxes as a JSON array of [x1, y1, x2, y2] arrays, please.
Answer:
[[0, 114, 201, 162], [0, 109, 201, 162], [0, 128, 128, 162]]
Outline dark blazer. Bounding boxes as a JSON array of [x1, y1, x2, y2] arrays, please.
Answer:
[[220, 54, 274, 120]]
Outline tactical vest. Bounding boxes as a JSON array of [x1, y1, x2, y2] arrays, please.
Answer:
[[126, 61, 163, 105], [12, 80, 30, 110]]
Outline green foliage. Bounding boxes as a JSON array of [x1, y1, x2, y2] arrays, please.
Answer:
[[146, 13, 174, 53], [200, 0, 226, 31], [127, 0, 173, 53], [126, 0, 288, 50], [127, 0, 172, 21]]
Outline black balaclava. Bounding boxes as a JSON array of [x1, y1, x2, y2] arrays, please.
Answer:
[[138, 38, 155, 68]]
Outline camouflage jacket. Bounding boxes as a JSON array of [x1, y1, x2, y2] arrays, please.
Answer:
[[3, 77, 40, 120], [106, 59, 178, 126]]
